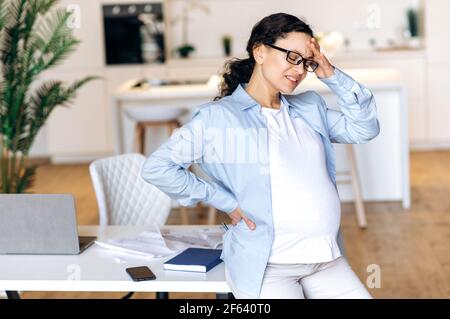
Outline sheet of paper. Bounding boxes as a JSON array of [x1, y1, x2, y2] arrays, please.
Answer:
[[160, 228, 225, 250], [95, 226, 226, 259], [95, 226, 180, 258]]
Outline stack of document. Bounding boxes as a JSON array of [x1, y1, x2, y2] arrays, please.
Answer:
[[160, 227, 224, 250], [95, 226, 225, 258], [95, 227, 179, 258]]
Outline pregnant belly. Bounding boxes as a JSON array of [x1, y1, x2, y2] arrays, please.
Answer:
[[271, 185, 342, 238]]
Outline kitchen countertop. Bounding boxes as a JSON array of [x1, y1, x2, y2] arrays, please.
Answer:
[[114, 68, 402, 101], [158, 48, 426, 67]]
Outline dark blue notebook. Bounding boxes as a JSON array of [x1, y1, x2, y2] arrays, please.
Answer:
[[163, 248, 223, 272]]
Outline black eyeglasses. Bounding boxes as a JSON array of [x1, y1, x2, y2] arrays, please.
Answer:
[[263, 42, 319, 72]]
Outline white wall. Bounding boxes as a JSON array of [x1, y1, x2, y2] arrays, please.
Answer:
[[169, 0, 423, 58], [424, 0, 450, 147]]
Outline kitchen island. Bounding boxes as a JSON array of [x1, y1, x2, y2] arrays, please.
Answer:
[[112, 68, 409, 208]]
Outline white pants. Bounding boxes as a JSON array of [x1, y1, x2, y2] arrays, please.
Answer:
[[225, 256, 372, 299]]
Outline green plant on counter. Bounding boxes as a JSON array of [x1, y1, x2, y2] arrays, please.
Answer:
[[175, 43, 195, 58], [222, 34, 232, 56], [407, 8, 419, 37], [0, 0, 97, 193]]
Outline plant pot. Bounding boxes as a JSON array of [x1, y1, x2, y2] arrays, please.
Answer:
[[177, 44, 195, 59], [408, 37, 421, 48]]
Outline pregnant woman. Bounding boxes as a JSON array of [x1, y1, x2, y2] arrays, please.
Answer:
[[142, 13, 380, 299]]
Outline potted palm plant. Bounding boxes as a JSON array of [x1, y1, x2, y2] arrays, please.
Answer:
[[0, 0, 97, 193]]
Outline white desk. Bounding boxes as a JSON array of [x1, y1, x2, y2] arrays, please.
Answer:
[[0, 225, 232, 299], [112, 68, 410, 208]]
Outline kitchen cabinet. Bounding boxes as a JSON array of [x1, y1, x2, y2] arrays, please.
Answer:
[[427, 64, 450, 143], [425, 0, 450, 64], [424, 0, 450, 146]]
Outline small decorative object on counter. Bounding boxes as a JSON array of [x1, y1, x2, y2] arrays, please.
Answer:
[[406, 7, 421, 48], [407, 8, 419, 38], [222, 34, 232, 56], [175, 43, 195, 58]]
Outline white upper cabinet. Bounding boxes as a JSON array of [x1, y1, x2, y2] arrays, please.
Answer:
[[424, 0, 450, 144], [425, 0, 450, 64]]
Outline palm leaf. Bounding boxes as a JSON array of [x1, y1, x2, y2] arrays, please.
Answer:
[[0, 0, 98, 193], [31, 9, 78, 74], [18, 76, 98, 154], [0, 0, 8, 31]]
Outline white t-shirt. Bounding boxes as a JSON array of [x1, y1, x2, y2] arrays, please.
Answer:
[[261, 101, 342, 264]]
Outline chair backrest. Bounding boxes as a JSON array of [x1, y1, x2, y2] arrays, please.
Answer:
[[89, 153, 171, 226]]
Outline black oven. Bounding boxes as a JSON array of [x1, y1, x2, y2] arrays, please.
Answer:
[[103, 2, 165, 65]]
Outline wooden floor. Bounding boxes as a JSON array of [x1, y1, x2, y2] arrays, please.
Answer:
[[18, 151, 450, 298]]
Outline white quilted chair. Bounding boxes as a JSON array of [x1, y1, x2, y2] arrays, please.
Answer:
[[89, 153, 171, 226]]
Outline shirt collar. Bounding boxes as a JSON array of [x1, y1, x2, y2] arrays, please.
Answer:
[[231, 83, 258, 110], [231, 83, 292, 112]]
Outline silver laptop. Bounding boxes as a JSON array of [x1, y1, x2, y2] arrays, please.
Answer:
[[0, 194, 96, 255]]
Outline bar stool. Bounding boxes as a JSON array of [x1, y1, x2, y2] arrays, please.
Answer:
[[125, 106, 185, 155], [189, 164, 219, 225], [125, 106, 218, 225], [336, 144, 367, 228], [125, 106, 191, 225]]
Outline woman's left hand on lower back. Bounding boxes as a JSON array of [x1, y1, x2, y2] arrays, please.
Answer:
[[228, 206, 256, 230]]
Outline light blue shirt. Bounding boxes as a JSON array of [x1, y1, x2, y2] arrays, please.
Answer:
[[141, 67, 380, 298]]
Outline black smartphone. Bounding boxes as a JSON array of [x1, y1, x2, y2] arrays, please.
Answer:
[[126, 266, 156, 281]]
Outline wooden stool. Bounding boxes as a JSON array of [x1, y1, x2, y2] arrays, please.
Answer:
[[189, 164, 218, 225], [336, 145, 367, 228], [126, 106, 192, 225], [132, 119, 191, 225], [134, 120, 180, 155]]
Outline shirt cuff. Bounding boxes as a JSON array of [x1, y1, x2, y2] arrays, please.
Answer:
[[319, 67, 357, 97], [207, 185, 239, 214]]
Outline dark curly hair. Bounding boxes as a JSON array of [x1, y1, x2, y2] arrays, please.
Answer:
[[214, 13, 314, 101]]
